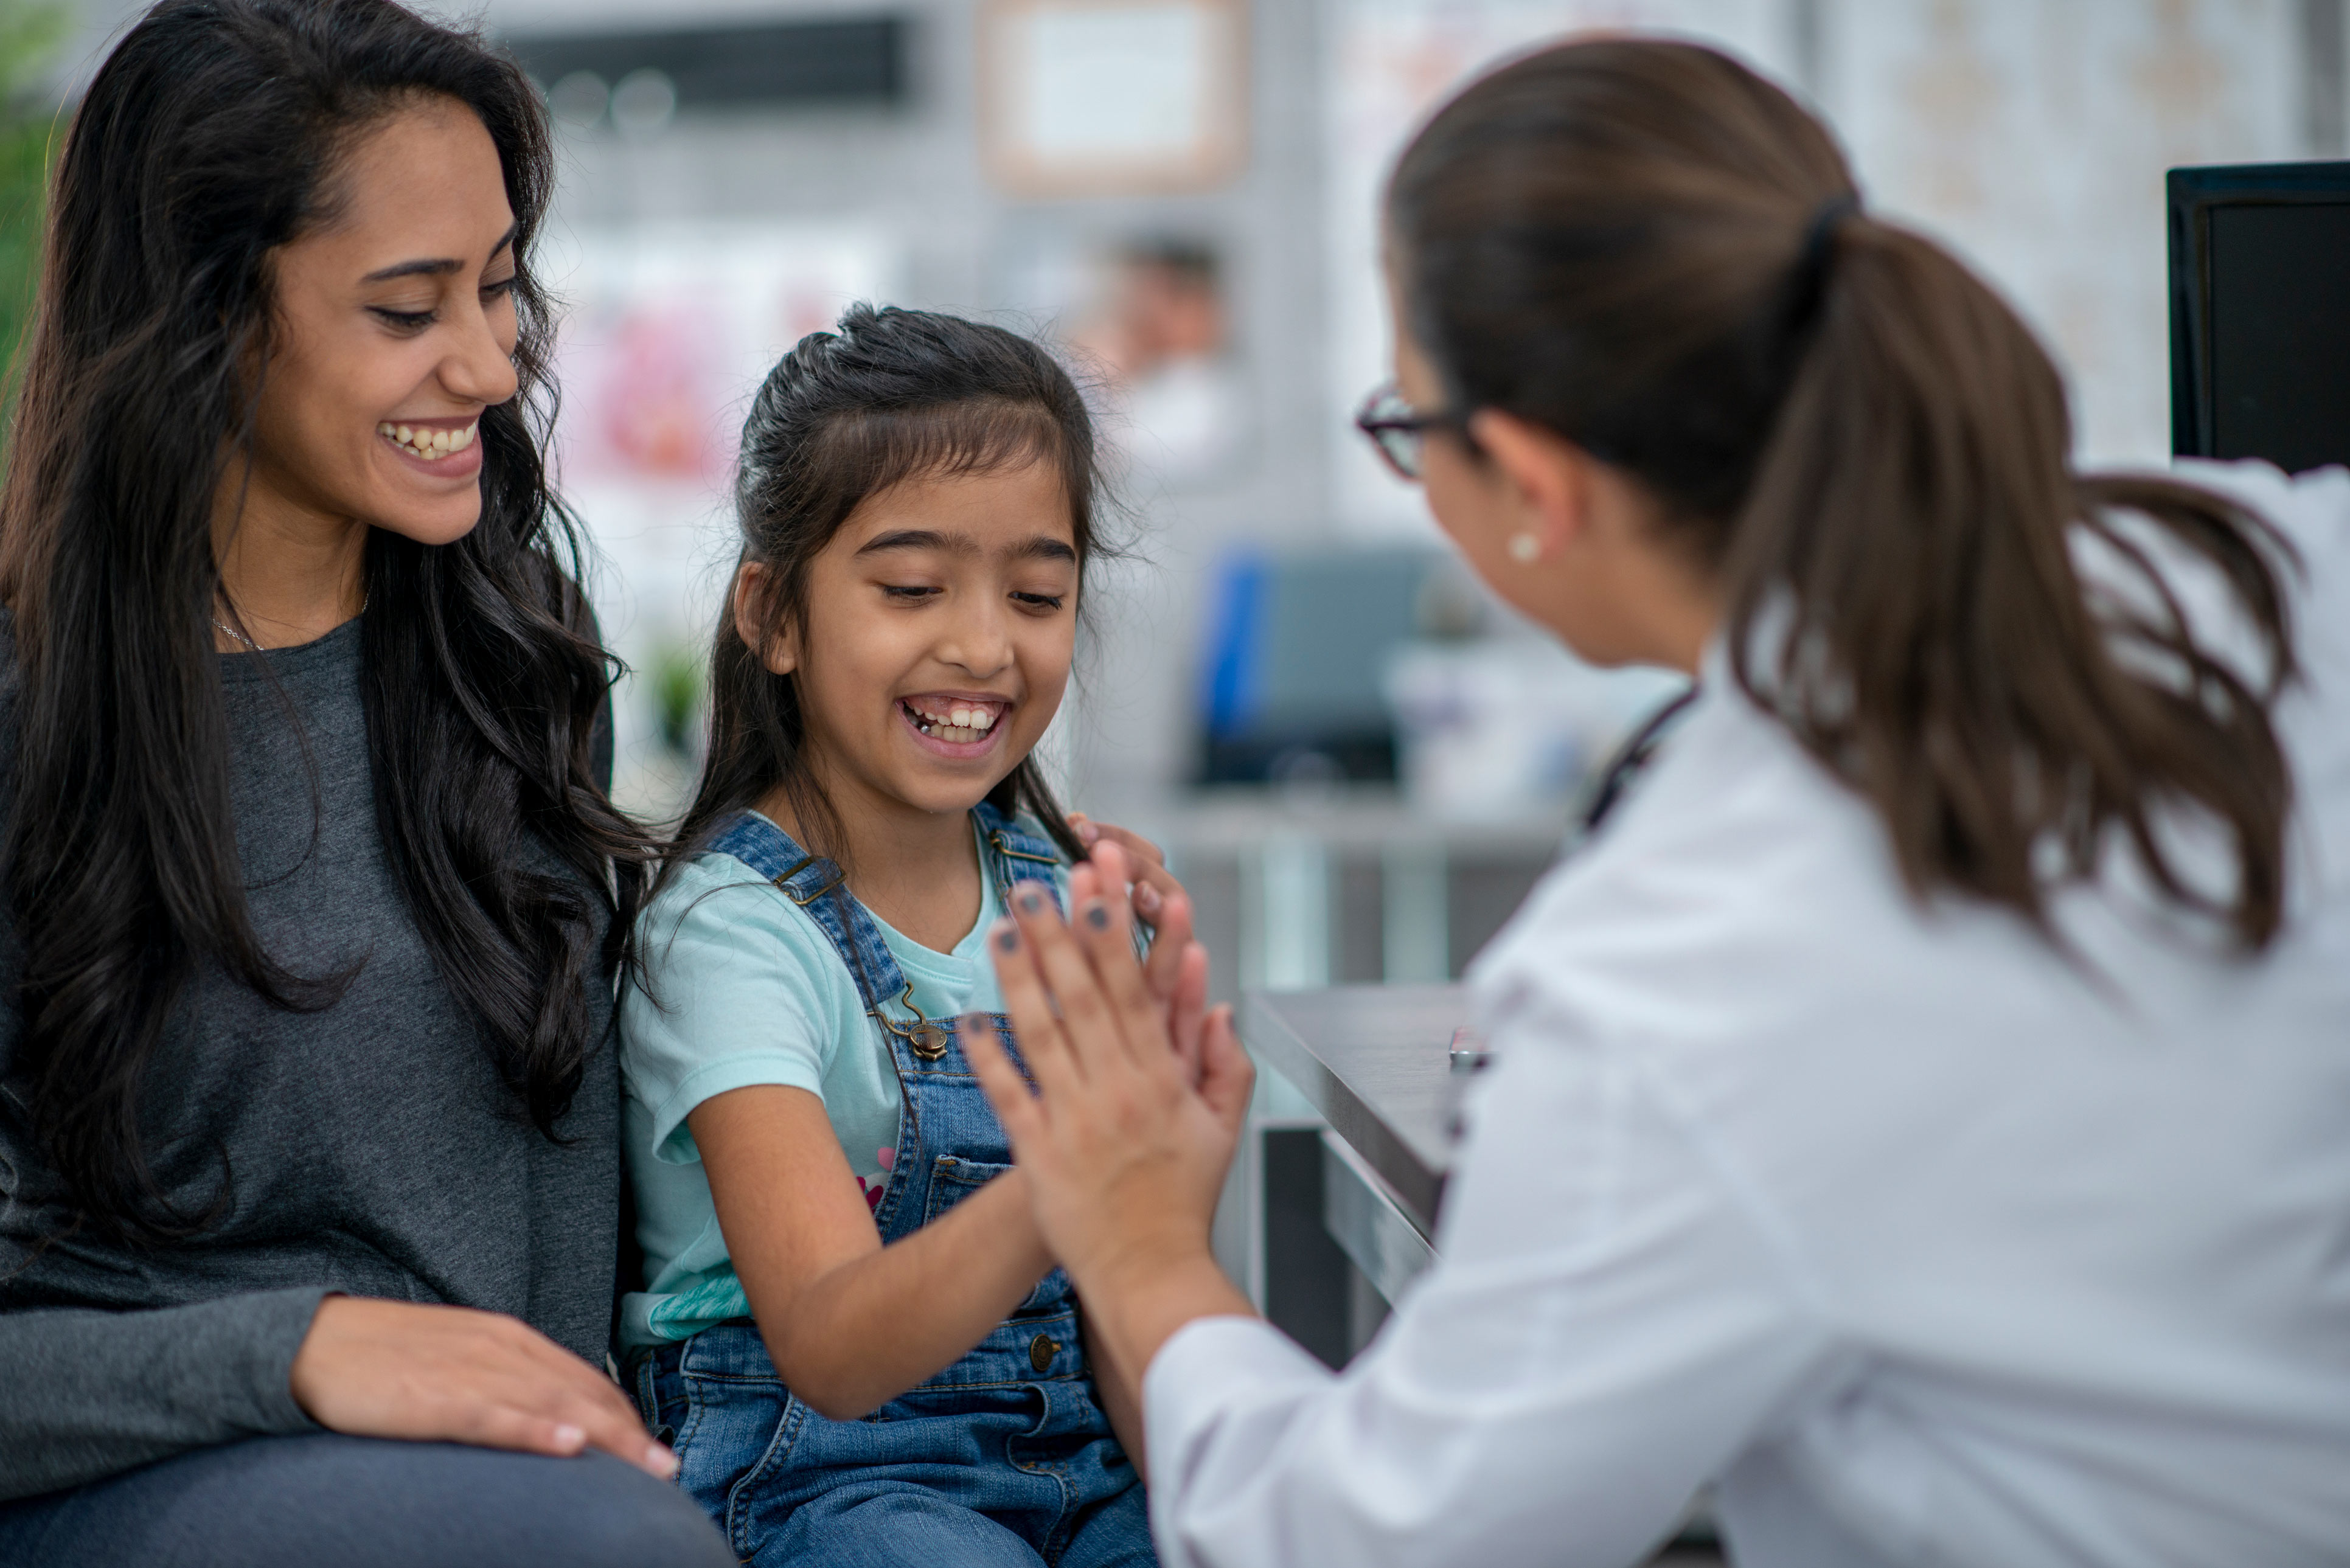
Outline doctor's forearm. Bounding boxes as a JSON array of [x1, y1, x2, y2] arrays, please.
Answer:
[[1074, 1246, 1256, 1476], [1078, 1300, 1151, 1477]]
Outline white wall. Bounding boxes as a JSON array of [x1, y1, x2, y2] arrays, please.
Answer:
[[1317, 0, 2336, 543], [1318, 0, 1799, 539]]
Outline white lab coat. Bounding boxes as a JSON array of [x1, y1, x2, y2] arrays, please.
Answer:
[[1142, 460, 2350, 1568]]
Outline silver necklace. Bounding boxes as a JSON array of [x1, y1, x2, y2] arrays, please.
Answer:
[[210, 616, 263, 652], [212, 592, 369, 653]]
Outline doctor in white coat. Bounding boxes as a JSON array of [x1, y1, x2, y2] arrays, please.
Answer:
[[967, 35, 2350, 1568]]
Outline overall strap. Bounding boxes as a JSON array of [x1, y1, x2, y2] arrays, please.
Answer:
[[971, 800, 1065, 912], [706, 812, 911, 1016]]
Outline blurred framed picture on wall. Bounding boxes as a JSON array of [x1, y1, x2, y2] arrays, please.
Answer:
[[980, 0, 1248, 196]]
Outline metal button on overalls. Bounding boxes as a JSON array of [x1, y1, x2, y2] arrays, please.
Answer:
[[1029, 1334, 1058, 1373]]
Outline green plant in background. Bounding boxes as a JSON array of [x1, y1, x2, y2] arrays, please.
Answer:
[[0, 1, 63, 439], [647, 634, 706, 760]]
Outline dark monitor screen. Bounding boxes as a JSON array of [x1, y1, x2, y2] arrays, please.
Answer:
[[2170, 162, 2350, 473]]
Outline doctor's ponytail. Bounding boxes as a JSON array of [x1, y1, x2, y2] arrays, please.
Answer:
[[1390, 38, 2295, 947]]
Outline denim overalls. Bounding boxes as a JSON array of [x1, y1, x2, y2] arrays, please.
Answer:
[[631, 805, 1154, 1568]]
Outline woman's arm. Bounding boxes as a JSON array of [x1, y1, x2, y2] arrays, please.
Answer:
[[0, 1287, 672, 1504], [0, 1289, 326, 1502], [690, 1084, 1053, 1421]]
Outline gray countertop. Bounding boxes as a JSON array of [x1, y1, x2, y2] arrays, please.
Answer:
[[1158, 792, 1575, 856], [1240, 984, 1469, 1234]]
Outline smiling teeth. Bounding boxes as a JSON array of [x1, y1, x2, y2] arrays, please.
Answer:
[[906, 699, 999, 743], [377, 421, 478, 459]]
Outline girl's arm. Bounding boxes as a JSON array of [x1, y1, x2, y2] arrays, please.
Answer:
[[691, 1084, 1052, 1421]]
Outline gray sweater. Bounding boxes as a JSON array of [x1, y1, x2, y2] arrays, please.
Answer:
[[0, 617, 619, 1502]]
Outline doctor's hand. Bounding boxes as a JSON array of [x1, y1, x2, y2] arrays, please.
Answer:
[[967, 842, 1257, 1446]]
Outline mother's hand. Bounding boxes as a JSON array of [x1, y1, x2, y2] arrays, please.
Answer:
[[290, 1296, 677, 1477], [1066, 813, 1183, 931], [1070, 816, 1214, 1086], [967, 842, 1257, 1452]]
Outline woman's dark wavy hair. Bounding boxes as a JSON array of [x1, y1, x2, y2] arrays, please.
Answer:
[[661, 305, 1100, 897], [1391, 39, 2296, 946], [0, 0, 653, 1239]]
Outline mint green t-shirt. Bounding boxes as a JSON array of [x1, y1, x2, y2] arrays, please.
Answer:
[[616, 814, 1062, 1348]]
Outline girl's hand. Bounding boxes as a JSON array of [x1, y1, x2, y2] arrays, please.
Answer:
[[289, 1296, 676, 1477], [1066, 815, 1212, 1083], [968, 842, 1256, 1429]]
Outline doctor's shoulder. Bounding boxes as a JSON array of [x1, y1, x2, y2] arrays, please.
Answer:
[[1536, 679, 1896, 926]]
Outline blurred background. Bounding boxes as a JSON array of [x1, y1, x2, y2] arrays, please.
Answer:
[[0, 0, 2340, 1484], [4, 0, 2339, 1007]]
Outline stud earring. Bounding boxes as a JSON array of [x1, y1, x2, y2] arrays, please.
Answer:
[[1507, 532, 1542, 564]]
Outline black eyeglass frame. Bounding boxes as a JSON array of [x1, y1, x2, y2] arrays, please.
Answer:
[[1352, 383, 1469, 482]]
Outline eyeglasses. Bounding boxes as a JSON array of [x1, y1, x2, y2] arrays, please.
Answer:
[[1353, 383, 1465, 482]]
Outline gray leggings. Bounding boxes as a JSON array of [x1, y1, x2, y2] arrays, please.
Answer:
[[0, 1433, 734, 1567]]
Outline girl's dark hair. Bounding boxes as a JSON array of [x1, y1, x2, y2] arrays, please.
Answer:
[[1391, 39, 2296, 946], [0, 0, 652, 1238], [665, 304, 1100, 886]]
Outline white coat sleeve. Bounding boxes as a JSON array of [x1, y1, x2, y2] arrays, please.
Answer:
[[1141, 995, 1841, 1568]]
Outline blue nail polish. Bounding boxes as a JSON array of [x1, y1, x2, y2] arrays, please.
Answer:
[[1016, 886, 1045, 912], [1085, 903, 1110, 930], [996, 927, 1019, 952]]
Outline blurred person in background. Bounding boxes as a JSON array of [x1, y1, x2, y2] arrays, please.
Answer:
[[0, 2, 730, 1563], [966, 36, 2350, 1568], [1077, 239, 1242, 483]]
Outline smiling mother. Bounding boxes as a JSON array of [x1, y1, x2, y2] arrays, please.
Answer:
[[0, 4, 730, 1564]]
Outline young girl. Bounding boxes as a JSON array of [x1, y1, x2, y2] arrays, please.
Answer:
[[619, 305, 1195, 1567]]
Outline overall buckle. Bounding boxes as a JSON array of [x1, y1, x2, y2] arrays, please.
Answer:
[[774, 853, 846, 907], [989, 831, 1060, 867], [875, 983, 950, 1061]]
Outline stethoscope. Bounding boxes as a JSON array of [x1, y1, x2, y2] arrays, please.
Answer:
[[1575, 685, 1699, 839], [1451, 682, 1701, 1078]]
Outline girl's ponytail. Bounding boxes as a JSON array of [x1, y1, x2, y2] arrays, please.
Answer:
[[1393, 38, 2296, 946]]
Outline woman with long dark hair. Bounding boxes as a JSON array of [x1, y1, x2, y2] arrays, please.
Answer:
[[0, 3, 728, 1562], [955, 38, 2350, 1568]]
